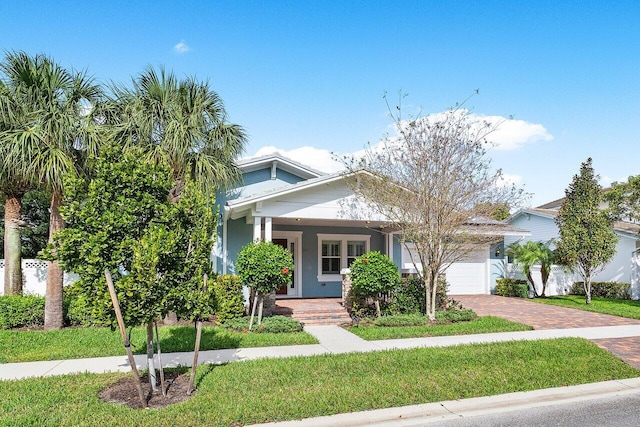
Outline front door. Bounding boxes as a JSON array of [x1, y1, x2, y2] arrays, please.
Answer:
[[273, 238, 292, 295], [272, 234, 301, 297]]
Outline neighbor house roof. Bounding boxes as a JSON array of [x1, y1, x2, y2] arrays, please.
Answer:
[[509, 208, 640, 239]]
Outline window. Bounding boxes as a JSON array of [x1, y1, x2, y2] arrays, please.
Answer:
[[347, 241, 366, 266], [317, 234, 371, 281], [321, 240, 341, 274]]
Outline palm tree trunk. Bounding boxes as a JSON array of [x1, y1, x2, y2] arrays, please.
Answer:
[[44, 191, 64, 330], [4, 195, 23, 295]]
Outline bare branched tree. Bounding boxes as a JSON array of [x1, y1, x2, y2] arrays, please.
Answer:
[[341, 94, 525, 319]]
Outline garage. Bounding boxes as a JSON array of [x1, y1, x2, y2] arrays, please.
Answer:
[[401, 245, 489, 295], [444, 249, 489, 295]]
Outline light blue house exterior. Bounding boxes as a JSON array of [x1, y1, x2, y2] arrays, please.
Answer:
[[214, 154, 528, 298]]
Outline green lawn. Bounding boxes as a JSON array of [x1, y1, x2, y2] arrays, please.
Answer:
[[348, 316, 533, 340], [0, 338, 636, 426], [533, 295, 640, 319], [0, 325, 317, 364]]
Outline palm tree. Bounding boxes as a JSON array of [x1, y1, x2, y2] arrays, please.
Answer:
[[506, 240, 558, 297], [0, 62, 32, 295], [0, 51, 103, 329], [105, 66, 246, 387], [107, 66, 247, 201]]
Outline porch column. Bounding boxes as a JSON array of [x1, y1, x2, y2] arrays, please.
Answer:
[[253, 217, 262, 242], [264, 217, 272, 242]]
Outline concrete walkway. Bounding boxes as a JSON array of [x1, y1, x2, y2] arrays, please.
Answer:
[[5, 322, 640, 381]]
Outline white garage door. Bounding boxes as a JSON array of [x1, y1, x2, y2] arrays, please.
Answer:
[[401, 245, 488, 295], [444, 249, 488, 295]]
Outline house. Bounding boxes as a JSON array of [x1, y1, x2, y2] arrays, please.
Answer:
[[506, 200, 640, 299], [213, 153, 529, 298]]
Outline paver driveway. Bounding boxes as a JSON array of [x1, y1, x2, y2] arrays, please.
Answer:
[[454, 295, 640, 369]]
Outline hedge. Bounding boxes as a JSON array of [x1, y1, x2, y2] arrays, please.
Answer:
[[571, 281, 631, 300], [495, 278, 529, 298], [0, 295, 45, 329]]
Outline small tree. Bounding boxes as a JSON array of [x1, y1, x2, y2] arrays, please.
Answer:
[[506, 240, 557, 297], [556, 158, 617, 304], [341, 94, 524, 320], [49, 144, 217, 393], [236, 241, 293, 329], [350, 251, 399, 317]]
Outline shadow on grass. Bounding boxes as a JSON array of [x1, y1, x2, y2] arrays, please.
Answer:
[[131, 326, 242, 354]]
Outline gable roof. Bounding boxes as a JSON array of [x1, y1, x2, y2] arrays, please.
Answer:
[[236, 153, 325, 180], [508, 208, 640, 239]]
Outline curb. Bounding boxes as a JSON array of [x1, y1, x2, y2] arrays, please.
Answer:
[[248, 377, 640, 426]]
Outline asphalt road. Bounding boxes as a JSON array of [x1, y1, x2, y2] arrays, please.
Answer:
[[430, 393, 640, 427]]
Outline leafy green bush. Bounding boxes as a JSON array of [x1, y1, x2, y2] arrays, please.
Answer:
[[236, 241, 294, 294], [221, 315, 302, 333], [386, 276, 453, 315], [571, 282, 631, 300], [0, 295, 45, 329], [213, 275, 246, 323], [435, 309, 477, 323], [495, 278, 529, 298], [350, 251, 399, 317], [63, 283, 107, 327]]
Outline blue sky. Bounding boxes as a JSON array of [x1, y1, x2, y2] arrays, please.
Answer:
[[1, 1, 638, 207]]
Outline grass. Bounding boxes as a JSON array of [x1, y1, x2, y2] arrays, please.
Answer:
[[533, 295, 640, 320], [348, 316, 533, 340], [0, 338, 636, 426], [0, 325, 317, 364]]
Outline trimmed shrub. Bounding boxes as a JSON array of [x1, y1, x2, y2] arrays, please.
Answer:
[[435, 309, 477, 323], [63, 283, 106, 327], [386, 276, 454, 315], [213, 275, 246, 323], [0, 295, 45, 329], [571, 281, 631, 300], [373, 313, 428, 327], [350, 251, 399, 317], [495, 278, 529, 298], [236, 241, 294, 295], [221, 315, 302, 333]]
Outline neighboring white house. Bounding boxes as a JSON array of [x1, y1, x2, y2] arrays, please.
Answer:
[[506, 202, 640, 299]]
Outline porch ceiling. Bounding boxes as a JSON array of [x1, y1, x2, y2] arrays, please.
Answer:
[[272, 217, 391, 230]]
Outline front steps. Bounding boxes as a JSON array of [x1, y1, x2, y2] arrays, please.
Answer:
[[273, 298, 352, 326]]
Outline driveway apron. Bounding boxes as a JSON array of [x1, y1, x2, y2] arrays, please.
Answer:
[[454, 295, 640, 369]]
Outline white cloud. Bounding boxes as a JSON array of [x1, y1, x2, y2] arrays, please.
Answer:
[[250, 146, 345, 173], [173, 40, 190, 54], [497, 173, 523, 187], [485, 116, 553, 150], [402, 110, 552, 151]]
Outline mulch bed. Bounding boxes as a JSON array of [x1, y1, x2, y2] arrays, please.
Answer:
[[99, 372, 194, 409]]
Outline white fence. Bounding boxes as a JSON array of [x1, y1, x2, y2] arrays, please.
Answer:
[[505, 263, 575, 297], [0, 259, 78, 296]]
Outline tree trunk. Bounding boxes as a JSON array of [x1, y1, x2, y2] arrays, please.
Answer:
[[374, 299, 381, 318], [44, 191, 64, 330], [540, 266, 549, 297], [584, 273, 592, 305], [249, 292, 258, 331], [425, 272, 436, 321], [257, 294, 264, 325], [146, 321, 157, 392], [526, 271, 538, 297], [4, 195, 23, 295]]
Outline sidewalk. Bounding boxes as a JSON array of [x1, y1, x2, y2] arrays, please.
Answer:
[[4, 324, 640, 380]]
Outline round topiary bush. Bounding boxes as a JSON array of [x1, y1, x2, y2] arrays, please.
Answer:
[[350, 251, 399, 317], [236, 241, 294, 328]]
